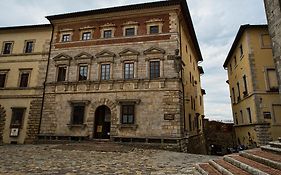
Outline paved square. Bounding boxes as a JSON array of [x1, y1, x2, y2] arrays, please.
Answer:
[[0, 143, 217, 175]]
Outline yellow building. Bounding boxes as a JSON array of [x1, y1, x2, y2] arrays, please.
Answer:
[[0, 24, 51, 144], [224, 24, 281, 147]]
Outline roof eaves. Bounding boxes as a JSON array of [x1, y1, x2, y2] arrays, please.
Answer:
[[0, 24, 51, 31]]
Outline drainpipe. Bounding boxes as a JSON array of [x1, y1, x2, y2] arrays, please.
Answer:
[[37, 22, 54, 136]]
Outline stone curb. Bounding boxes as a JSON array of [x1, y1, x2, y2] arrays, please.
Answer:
[[240, 151, 281, 170], [194, 164, 209, 175], [209, 160, 233, 175], [261, 145, 281, 155], [269, 141, 281, 148], [223, 156, 269, 175]]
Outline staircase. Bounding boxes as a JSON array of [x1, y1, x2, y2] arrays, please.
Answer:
[[194, 138, 281, 174]]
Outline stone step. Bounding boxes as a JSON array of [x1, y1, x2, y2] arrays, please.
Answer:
[[240, 149, 281, 170], [269, 141, 281, 149], [211, 159, 250, 175], [224, 155, 281, 175], [195, 163, 221, 175], [261, 145, 281, 155]]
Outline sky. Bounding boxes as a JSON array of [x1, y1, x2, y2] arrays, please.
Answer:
[[0, 0, 268, 121]]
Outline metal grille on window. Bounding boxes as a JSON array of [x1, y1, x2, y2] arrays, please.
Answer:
[[122, 105, 134, 124], [72, 105, 85, 125]]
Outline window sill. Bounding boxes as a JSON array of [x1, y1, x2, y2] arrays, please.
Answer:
[[67, 124, 87, 129], [117, 124, 138, 130]]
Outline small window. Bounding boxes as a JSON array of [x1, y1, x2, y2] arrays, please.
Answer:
[[263, 112, 271, 119], [2, 42, 13, 54], [103, 30, 112, 38], [232, 87, 236, 104], [125, 28, 135, 36], [10, 108, 25, 128], [121, 105, 134, 124], [19, 71, 30, 88], [82, 32, 91, 40], [72, 104, 85, 125], [188, 114, 192, 131], [0, 73, 7, 88], [57, 66, 67, 82], [235, 113, 238, 124], [79, 65, 88, 81], [24, 41, 34, 53], [229, 63, 232, 73], [150, 61, 160, 79], [237, 82, 241, 102], [261, 34, 272, 48], [62, 34, 70, 42], [247, 108, 252, 123], [234, 56, 237, 66], [101, 64, 110, 80], [239, 44, 243, 57], [149, 25, 159, 34], [124, 62, 134, 80], [243, 75, 248, 96], [240, 110, 244, 123], [266, 68, 278, 91]]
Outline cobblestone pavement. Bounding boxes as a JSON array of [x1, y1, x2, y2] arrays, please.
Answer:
[[0, 143, 218, 175]]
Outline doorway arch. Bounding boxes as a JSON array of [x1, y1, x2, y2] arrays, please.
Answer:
[[94, 105, 111, 139]]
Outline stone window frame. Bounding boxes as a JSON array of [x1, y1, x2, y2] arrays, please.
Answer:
[[59, 29, 74, 43], [23, 39, 36, 54], [1, 41, 14, 55], [77, 63, 89, 81], [100, 23, 116, 39], [122, 21, 139, 37], [259, 33, 272, 49], [79, 27, 94, 41], [0, 69, 9, 88], [10, 107, 26, 130], [116, 99, 140, 129], [18, 68, 32, 88], [149, 60, 161, 80], [264, 66, 279, 92], [123, 61, 135, 80], [145, 18, 164, 35], [68, 100, 90, 128], [56, 65, 68, 82], [99, 62, 112, 81]]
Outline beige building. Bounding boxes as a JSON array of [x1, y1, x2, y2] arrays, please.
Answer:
[[264, 0, 281, 96], [36, 0, 206, 152], [0, 24, 52, 144], [224, 24, 281, 147]]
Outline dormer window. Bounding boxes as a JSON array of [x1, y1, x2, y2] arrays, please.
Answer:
[[62, 34, 71, 42]]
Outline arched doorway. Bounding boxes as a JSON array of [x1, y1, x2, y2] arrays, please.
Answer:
[[94, 105, 111, 139]]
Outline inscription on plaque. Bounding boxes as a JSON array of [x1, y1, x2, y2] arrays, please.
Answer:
[[164, 114, 175, 120]]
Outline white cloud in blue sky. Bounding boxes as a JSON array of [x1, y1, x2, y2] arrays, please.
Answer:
[[0, 0, 267, 121]]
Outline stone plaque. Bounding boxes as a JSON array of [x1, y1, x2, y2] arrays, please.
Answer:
[[164, 114, 175, 120]]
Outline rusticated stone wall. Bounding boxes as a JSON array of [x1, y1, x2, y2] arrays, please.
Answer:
[[25, 99, 43, 143], [264, 0, 281, 94]]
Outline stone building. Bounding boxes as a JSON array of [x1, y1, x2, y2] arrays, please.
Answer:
[[223, 24, 281, 147], [264, 0, 281, 96], [0, 24, 52, 144], [37, 0, 206, 152]]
